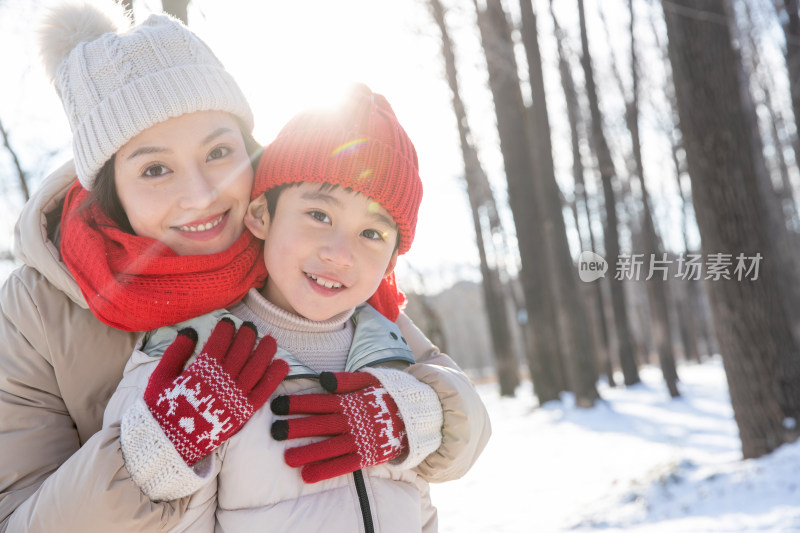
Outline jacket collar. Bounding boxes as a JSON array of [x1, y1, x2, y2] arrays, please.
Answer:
[[142, 303, 415, 378], [15, 160, 87, 307], [281, 303, 414, 378]]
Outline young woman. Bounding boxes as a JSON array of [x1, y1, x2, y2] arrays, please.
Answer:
[[0, 4, 266, 531], [0, 4, 489, 531]]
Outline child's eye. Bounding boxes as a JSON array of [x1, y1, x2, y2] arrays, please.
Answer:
[[362, 229, 386, 241], [208, 146, 231, 161], [142, 164, 170, 177], [309, 210, 331, 224]]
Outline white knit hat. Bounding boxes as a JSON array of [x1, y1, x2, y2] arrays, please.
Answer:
[[39, 1, 254, 190]]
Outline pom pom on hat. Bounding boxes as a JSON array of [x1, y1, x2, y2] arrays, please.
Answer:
[[38, 1, 131, 81], [254, 84, 423, 255]]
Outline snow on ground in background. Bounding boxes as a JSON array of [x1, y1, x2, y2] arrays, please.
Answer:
[[431, 358, 800, 532]]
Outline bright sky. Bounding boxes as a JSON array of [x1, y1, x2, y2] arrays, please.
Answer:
[[4, 0, 774, 292], [1, 0, 503, 293]]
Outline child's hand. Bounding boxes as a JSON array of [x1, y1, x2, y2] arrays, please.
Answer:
[[144, 318, 289, 466], [270, 371, 408, 483]]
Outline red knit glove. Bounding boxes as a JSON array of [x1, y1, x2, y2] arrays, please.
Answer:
[[270, 371, 408, 483], [144, 318, 289, 466]]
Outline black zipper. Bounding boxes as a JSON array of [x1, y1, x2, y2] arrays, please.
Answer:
[[287, 375, 373, 533], [353, 469, 374, 533]]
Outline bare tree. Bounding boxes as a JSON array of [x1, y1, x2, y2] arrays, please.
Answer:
[[120, 0, 134, 21], [122, 0, 189, 24], [473, 0, 566, 403], [518, 0, 599, 405], [404, 267, 449, 354], [578, 0, 640, 386], [549, 1, 616, 386], [647, 1, 713, 363], [427, 0, 519, 396], [162, 0, 189, 24], [742, 1, 800, 228], [738, 2, 800, 347], [775, 0, 800, 147], [662, 0, 800, 458], [626, 0, 680, 396], [0, 116, 30, 202], [731, 3, 800, 382]]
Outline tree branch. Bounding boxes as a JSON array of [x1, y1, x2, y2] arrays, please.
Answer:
[[0, 116, 30, 202]]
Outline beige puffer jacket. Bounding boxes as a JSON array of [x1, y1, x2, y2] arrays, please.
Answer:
[[105, 305, 491, 532], [0, 161, 215, 532], [0, 162, 491, 532]]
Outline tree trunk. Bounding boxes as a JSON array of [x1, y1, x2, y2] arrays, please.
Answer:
[[162, 0, 189, 24], [669, 131, 705, 365], [764, 87, 798, 226], [427, 0, 520, 396], [673, 282, 700, 362], [778, 0, 800, 150], [473, 0, 565, 403], [0, 116, 29, 202], [549, 1, 615, 386], [120, 0, 134, 21], [519, 0, 598, 406], [731, 4, 800, 414], [740, 2, 800, 347], [577, 0, 640, 386], [626, 0, 679, 397], [649, 4, 711, 363], [662, 0, 800, 458]]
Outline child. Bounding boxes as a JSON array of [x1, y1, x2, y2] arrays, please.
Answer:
[[0, 3, 439, 531], [106, 84, 491, 532]]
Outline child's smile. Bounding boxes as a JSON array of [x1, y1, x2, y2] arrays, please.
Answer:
[[254, 183, 398, 321], [306, 272, 346, 290]]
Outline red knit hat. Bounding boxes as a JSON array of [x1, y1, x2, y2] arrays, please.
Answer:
[[254, 84, 422, 255]]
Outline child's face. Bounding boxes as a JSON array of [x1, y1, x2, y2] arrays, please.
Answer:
[[113, 111, 253, 256], [247, 183, 399, 321]]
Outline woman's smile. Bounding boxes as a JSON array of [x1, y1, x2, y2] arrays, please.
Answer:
[[114, 111, 253, 256]]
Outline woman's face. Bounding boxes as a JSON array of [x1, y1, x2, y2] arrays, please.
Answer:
[[114, 111, 253, 256]]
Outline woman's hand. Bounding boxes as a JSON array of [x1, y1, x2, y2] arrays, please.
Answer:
[[144, 318, 288, 466]]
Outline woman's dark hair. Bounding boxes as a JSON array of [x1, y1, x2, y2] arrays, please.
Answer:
[[91, 119, 262, 233]]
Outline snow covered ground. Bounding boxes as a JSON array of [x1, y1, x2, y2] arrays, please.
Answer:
[[431, 358, 800, 532]]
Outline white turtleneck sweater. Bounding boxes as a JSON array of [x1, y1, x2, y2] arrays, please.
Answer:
[[228, 288, 355, 373]]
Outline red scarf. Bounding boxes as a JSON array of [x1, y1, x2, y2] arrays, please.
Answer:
[[60, 181, 267, 332]]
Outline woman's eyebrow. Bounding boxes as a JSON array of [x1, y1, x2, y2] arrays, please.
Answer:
[[202, 127, 234, 145], [126, 127, 235, 161], [127, 145, 170, 160]]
